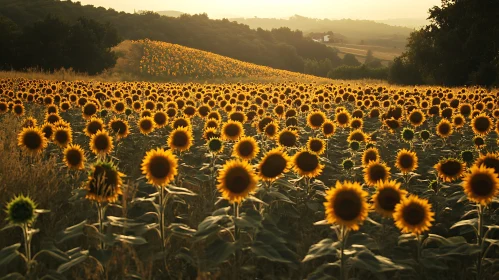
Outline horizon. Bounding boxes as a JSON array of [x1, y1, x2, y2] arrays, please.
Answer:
[[75, 0, 442, 22]]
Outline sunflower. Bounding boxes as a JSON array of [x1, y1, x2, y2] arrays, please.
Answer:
[[278, 128, 299, 148], [307, 138, 326, 155], [207, 138, 224, 154], [462, 165, 499, 205], [263, 122, 279, 139], [203, 127, 220, 140], [5, 194, 37, 225], [221, 121, 244, 141], [21, 117, 37, 128], [307, 111, 326, 129], [53, 126, 73, 148], [41, 123, 54, 140], [384, 118, 401, 132], [141, 148, 178, 187], [364, 161, 391, 187], [293, 149, 324, 178], [434, 158, 466, 182], [347, 129, 369, 143], [362, 147, 380, 167], [401, 128, 415, 143], [217, 160, 258, 203], [453, 114, 466, 129], [63, 144, 86, 170], [82, 102, 98, 120], [324, 181, 369, 231], [322, 120, 335, 137], [168, 126, 193, 152], [109, 118, 130, 139], [350, 118, 363, 130], [153, 111, 168, 128], [90, 130, 114, 156], [138, 117, 155, 135], [408, 109, 425, 127], [475, 152, 499, 175], [85, 161, 124, 203], [258, 148, 291, 181], [17, 127, 47, 155], [372, 180, 408, 218], [84, 117, 105, 137], [436, 119, 452, 138], [395, 149, 418, 174], [393, 195, 434, 235], [471, 114, 492, 135], [473, 136, 486, 149], [233, 136, 260, 161], [12, 103, 24, 116], [335, 110, 351, 128], [172, 117, 191, 129]]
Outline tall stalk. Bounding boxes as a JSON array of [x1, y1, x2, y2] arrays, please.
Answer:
[[476, 204, 484, 280]]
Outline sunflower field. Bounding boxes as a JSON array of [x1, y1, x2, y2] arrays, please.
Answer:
[[0, 78, 499, 280]]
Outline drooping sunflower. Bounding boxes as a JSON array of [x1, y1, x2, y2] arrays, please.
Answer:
[[293, 149, 324, 178], [109, 118, 130, 139], [17, 127, 47, 155], [217, 159, 258, 203], [307, 137, 326, 155], [90, 130, 114, 157], [322, 120, 335, 138], [434, 158, 466, 182], [324, 181, 369, 231], [138, 117, 155, 135], [395, 149, 418, 174], [363, 161, 391, 187], [168, 126, 193, 152], [63, 144, 86, 170], [462, 165, 499, 205], [207, 137, 224, 154], [393, 195, 435, 235], [221, 121, 245, 141], [471, 114, 492, 136], [84, 117, 105, 137], [53, 126, 73, 148], [85, 161, 124, 203], [278, 128, 299, 148], [233, 136, 260, 161], [362, 147, 380, 167], [258, 148, 291, 181], [473, 136, 486, 149], [307, 111, 327, 129], [141, 148, 178, 187], [372, 180, 408, 218], [384, 118, 401, 132], [436, 119, 453, 138]]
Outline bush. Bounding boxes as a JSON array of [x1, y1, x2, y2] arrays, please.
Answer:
[[328, 65, 388, 80]]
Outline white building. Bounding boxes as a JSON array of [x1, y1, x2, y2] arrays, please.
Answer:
[[324, 35, 330, 42]]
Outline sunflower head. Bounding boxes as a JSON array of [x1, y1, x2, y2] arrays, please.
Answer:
[[401, 127, 415, 142], [362, 147, 379, 167], [462, 165, 499, 205], [258, 148, 291, 181], [349, 141, 360, 151], [85, 117, 105, 137], [222, 121, 245, 141], [217, 160, 258, 203], [168, 126, 193, 152], [207, 138, 224, 154], [471, 114, 492, 135], [263, 122, 279, 139], [53, 126, 73, 148], [322, 120, 335, 137], [307, 138, 326, 155], [335, 111, 351, 127], [434, 158, 466, 182], [395, 149, 418, 174], [85, 160, 124, 203], [109, 118, 130, 139], [342, 159, 354, 171], [63, 144, 86, 170], [233, 136, 260, 161], [461, 150, 474, 163], [17, 127, 47, 155], [373, 180, 407, 218], [363, 161, 391, 187], [141, 148, 178, 187], [436, 119, 452, 138], [307, 111, 326, 129], [420, 130, 431, 142], [408, 109, 425, 127], [5, 194, 38, 225], [475, 152, 499, 175], [393, 195, 434, 235], [324, 181, 369, 231], [293, 149, 324, 178], [90, 130, 114, 157], [278, 128, 299, 148], [473, 136, 486, 149], [138, 117, 156, 135]]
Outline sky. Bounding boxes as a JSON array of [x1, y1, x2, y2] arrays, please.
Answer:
[[75, 0, 442, 20]]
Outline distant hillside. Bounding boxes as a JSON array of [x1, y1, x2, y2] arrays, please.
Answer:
[[152, 10, 186, 17], [112, 40, 328, 82], [232, 15, 413, 49], [375, 18, 429, 29]]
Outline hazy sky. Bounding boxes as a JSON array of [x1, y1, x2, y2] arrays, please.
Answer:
[[76, 0, 442, 20]]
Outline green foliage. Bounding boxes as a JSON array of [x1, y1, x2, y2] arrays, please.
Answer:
[[328, 65, 389, 80]]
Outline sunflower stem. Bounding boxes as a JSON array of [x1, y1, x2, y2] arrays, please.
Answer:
[[22, 223, 32, 263], [476, 204, 484, 280], [97, 202, 105, 250], [339, 226, 349, 280], [233, 202, 240, 280]]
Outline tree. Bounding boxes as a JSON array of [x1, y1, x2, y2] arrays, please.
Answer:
[[342, 54, 361, 67]]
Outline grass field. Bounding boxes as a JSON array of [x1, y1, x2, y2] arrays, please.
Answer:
[[328, 43, 403, 64]]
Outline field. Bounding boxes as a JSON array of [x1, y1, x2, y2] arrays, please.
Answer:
[[328, 43, 403, 64], [1, 76, 499, 280]]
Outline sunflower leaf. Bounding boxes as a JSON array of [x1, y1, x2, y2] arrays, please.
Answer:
[[303, 238, 340, 262], [0, 243, 21, 266]]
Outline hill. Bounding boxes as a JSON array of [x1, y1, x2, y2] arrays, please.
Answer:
[[112, 40, 329, 82], [151, 10, 186, 17], [0, 0, 343, 75]]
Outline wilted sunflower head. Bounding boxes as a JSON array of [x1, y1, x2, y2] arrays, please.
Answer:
[[462, 165, 499, 206], [5, 194, 38, 225], [17, 127, 47, 155], [141, 148, 178, 187], [395, 149, 418, 174], [393, 195, 434, 235], [217, 160, 258, 203], [434, 158, 466, 182], [85, 161, 124, 203], [363, 161, 391, 187], [324, 181, 369, 231], [207, 138, 224, 154], [384, 118, 401, 132], [233, 136, 260, 161], [349, 141, 360, 151], [461, 150, 474, 163], [293, 149, 324, 178], [373, 180, 407, 218], [63, 144, 86, 170], [258, 148, 291, 181], [168, 126, 193, 152], [473, 136, 486, 148], [21, 117, 37, 128], [420, 130, 431, 142]]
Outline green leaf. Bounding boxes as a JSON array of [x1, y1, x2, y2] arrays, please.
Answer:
[[267, 191, 295, 204], [350, 249, 407, 274], [114, 234, 147, 245], [167, 223, 196, 238], [56, 220, 87, 244], [0, 272, 24, 280], [194, 215, 228, 240], [235, 209, 262, 229], [303, 238, 340, 262], [450, 218, 477, 230], [57, 250, 89, 273], [204, 239, 239, 266], [0, 243, 21, 266], [89, 248, 113, 265], [166, 185, 197, 196]]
